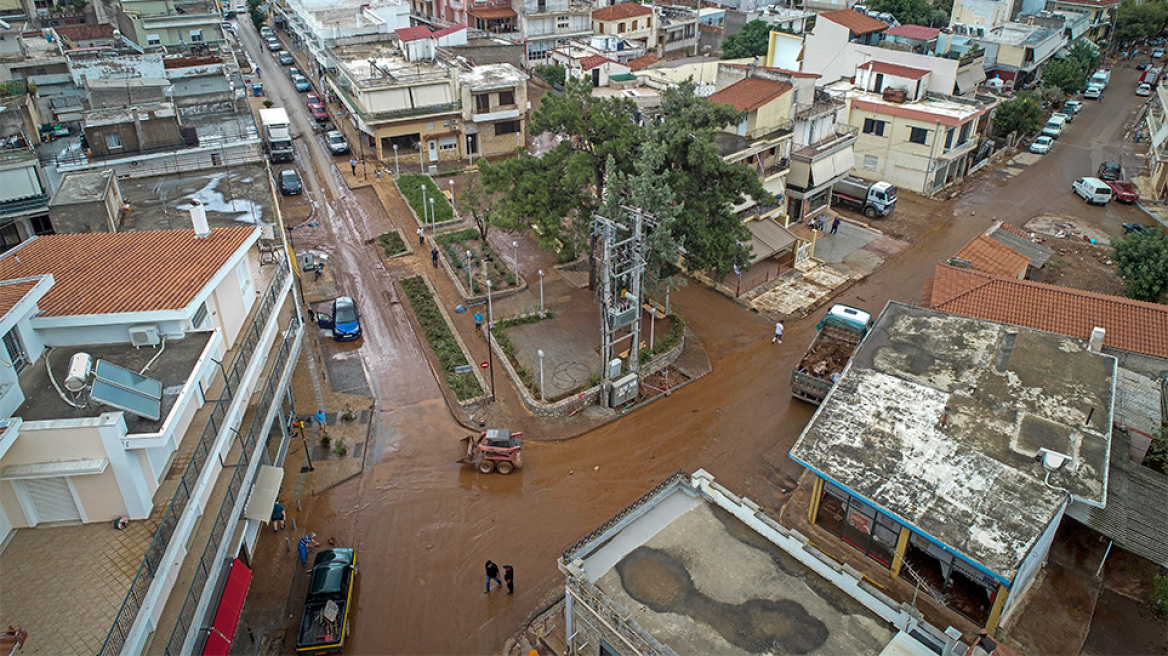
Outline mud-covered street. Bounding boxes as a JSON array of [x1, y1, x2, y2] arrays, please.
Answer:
[[235, 17, 1157, 653]]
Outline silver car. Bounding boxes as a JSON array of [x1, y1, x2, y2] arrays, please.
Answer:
[[325, 130, 350, 155]]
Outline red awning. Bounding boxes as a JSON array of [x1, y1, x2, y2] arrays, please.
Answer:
[[202, 558, 253, 656], [468, 6, 516, 19]]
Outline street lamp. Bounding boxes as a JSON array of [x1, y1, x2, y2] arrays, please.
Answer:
[[422, 184, 429, 227], [429, 197, 435, 233], [512, 240, 519, 279], [486, 279, 495, 402], [538, 348, 545, 402], [538, 269, 544, 316], [466, 249, 473, 289], [393, 143, 399, 176], [449, 178, 455, 205]]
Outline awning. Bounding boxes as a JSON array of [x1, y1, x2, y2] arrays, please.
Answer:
[[810, 157, 835, 187], [787, 160, 810, 188], [955, 67, 985, 94], [243, 465, 284, 523], [202, 558, 253, 656], [468, 6, 517, 19], [831, 148, 854, 177], [745, 218, 797, 263]]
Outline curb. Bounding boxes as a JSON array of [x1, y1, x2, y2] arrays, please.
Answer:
[[397, 274, 489, 407]]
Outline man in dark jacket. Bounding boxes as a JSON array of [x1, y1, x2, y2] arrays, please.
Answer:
[[485, 560, 502, 593], [503, 564, 514, 595]]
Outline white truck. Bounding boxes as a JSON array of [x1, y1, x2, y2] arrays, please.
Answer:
[[790, 304, 872, 405], [1090, 69, 1111, 89], [260, 108, 294, 162], [830, 176, 897, 219]]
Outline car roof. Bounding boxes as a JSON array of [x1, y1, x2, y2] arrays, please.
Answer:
[[335, 296, 355, 309], [327, 130, 343, 138], [281, 169, 299, 178]]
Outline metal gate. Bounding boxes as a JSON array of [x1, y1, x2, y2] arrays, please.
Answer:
[[795, 239, 814, 266], [23, 477, 81, 524]]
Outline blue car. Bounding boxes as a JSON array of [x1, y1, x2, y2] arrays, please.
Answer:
[[318, 296, 361, 341], [292, 74, 311, 92]]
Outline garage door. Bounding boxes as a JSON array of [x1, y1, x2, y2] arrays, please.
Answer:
[[24, 477, 81, 524]]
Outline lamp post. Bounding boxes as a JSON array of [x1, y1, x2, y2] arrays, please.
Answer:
[[393, 143, 399, 176], [465, 249, 472, 289], [538, 348, 545, 402], [449, 178, 455, 205], [512, 240, 519, 280], [429, 197, 435, 234], [650, 310, 656, 350], [538, 269, 544, 317], [422, 184, 429, 227], [665, 286, 670, 314], [486, 279, 495, 402]]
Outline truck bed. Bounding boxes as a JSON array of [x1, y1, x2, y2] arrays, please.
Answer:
[[297, 600, 347, 653], [791, 323, 864, 404]]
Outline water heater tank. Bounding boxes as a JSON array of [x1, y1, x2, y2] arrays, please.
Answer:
[[65, 352, 92, 392], [190, 199, 210, 238]]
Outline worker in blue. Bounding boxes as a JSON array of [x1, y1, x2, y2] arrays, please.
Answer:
[[297, 532, 319, 566], [473, 312, 483, 336]]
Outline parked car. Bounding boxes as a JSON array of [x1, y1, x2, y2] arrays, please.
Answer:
[[288, 66, 302, 79], [1137, 83, 1153, 96], [220, 21, 235, 34], [1053, 110, 1072, 124], [1073, 177, 1113, 205], [260, 26, 274, 38], [266, 37, 282, 51], [1030, 135, 1054, 154], [1138, 60, 1153, 70], [292, 74, 311, 92], [1106, 180, 1140, 203], [325, 130, 350, 154], [305, 92, 321, 106], [1097, 161, 1122, 181], [1062, 100, 1083, 114], [1123, 222, 1156, 234], [1154, 48, 1165, 58], [1084, 85, 1103, 99], [278, 52, 294, 66], [279, 168, 303, 195], [317, 296, 362, 341], [308, 102, 328, 122]]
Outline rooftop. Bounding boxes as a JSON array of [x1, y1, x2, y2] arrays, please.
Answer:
[[985, 221, 1053, 268], [13, 334, 214, 433], [460, 62, 527, 89], [83, 102, 176, 128], [626, 52, 660, 70], [0, 279, 41, 320], [818, 8, 889, 34], [0, 227, 257, 317], [789, 302, 1114, 580], [708, 76, 792, 112], [395, 25, 433, 41], [850, 91, 989, 126], [117, 164, 277, 231], [857, 60, 930, 80], [883, 24, 941, 40], [49, 169, 114, 206], [923, 264, 1168, 360], [333, 41, 448, 84], [580, 54, 616, 70], [950, 233, 1031, 278], [984, 21, 1059, 47], [592, 2, 653, 21], [54, 23, 117, 43]]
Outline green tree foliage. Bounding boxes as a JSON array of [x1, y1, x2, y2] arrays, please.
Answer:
[[869, 0, 950, 27], [1114, 0, 1168, 45], [479, 147, 593, 257], [1043, 57, 1089, 95], [456, 174, 495, 243], [249, 6, 266, 31], [1112, 229, 1168, 302], [992, 91, 1045, 135], [1068, 40, 1100, 72], [721, 20, 773, 59], [533, 64, 566, 87]]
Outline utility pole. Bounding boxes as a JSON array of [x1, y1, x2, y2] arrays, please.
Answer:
[[595, 206, 656, 407]]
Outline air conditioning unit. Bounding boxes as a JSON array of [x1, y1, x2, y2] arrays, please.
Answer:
[[128, 325, 161, 348]]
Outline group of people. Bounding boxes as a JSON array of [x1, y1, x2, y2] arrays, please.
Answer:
[[484, 560, 515, 595], [807, 215, 843, 235], [271, 500, 323, 566]]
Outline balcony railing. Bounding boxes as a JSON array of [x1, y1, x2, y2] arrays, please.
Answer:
[[98, 257, 291, 656], [793, 123, 858, 159], [0, 193, 48, 217]]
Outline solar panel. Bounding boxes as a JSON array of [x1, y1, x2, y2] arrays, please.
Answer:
[[91, 379, 162, 421], [94, 360, 162, 399]]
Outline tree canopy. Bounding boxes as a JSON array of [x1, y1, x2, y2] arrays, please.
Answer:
[[992, 91, 1045, 135], [1112, 229, 1168, 303], [1042, 41, 1101, 95], [868, 0, 950, 27], [1114, 0, 1168, 45], [721, 20, 773, 59]]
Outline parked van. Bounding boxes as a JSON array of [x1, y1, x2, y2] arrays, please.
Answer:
[[1042, 115, 1067, 138], [1073, 177, 1113, 205], [1091, 69, 1111, 88]]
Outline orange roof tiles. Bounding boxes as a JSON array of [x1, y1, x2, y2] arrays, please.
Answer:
[[626, 53, 660, 70], [708, 77, 792, 112], [0, 279, 40, 321], [923, 264, 1168, 359], [55, 23, 116, 42], [819, 9, 889, 34], [580, 54, 617, 70], [857, 60, 930, 80], [951, 234, 1030, 278], [883, 24, 941, 40], [0, 228, 257, 317], [592, 2, 653, 20]]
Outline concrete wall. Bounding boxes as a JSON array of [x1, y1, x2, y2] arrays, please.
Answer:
[[951, 0, 1012, 31], [49, 199, 118, 234], [70, 52, 167, 86], [206, 260, 254, 351], [593, 14, 657, 49], [85, 116, 184, 157], [446, 42, 527, 68], [748, 93, 793, 135]]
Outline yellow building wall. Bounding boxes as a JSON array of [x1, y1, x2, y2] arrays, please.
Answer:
[[995, 44, 1026, 69], [749, 93, 794, 135]]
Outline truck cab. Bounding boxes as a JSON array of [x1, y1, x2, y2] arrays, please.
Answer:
[[297, 548, 357, 655], [831, 176, 897, 219]]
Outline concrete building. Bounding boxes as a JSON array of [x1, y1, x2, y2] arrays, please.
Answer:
[[516, 0, 593, 62], [790, 302, 1115, 631], [592, 2, 656, 50], [0, 140, 52, 253], [801, 8, 888, 73], [558, 469, 965, 656], [121, 0, 225, 48], [48, 169, 124, 234], [747, 4, 815, 34], [52, 23, 118, 49], [976, 19, 1064, 89], [550, 46, 632, 87], [654, 5, 697, 58], [1142, 83, 1168, 199], [278, 0, 410, 75], [459, 63, 528, 158], [82, 102, 185, 158], [0, 224, 302, 655], [1047, 0, 1118, 41]]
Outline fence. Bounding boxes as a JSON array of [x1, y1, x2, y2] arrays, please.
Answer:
[[98, 258, 291, 656], [562, 470, 689, 560]]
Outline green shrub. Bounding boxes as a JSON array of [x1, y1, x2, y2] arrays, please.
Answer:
[[398, 174, 454, 224], [1154, 574, 1168, 618], [377, 231, 408, 257], [400, 276, 483, 401]]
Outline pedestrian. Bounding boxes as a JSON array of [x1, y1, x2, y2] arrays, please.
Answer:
[[417, 226, 425, 245], [485, 560, 502, 593], [503, 564, 514, 595], [772, 320, 784, 344], [473, 312, 483, 335], [255, 65, 261, 77], [271, 500, 285, 532], [349, 157, 357, 176], [830, 216, 841, 235], [431, 247, 439, 268], [297, 532, 319, 566]]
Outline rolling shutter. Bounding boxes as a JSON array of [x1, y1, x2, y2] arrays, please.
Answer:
[[24, 477, 81, 523]]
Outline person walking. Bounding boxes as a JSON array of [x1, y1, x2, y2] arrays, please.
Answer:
[[484, 560, 502, 593], [349, 157, 357, 176], [503, 564, 514, 595], [271, 501, 285, 532], [830, 217, 841, 235], [417, 226, 425, 246], [473, 312, 483, 336], [772, 321, 784, 344], [297, 532, 319, 566], [431, 247, 439, 268]]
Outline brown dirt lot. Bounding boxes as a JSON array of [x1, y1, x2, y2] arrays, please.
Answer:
[[1033, 240, 1126, 297]]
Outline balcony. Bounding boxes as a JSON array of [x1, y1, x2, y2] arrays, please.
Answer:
[[793, 123, 857, 160], [0, 193, 49, 218]]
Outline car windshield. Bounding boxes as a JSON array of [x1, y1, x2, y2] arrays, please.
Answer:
[[335, 300, 358, 324], [282, 171, 298, 184], [330, 134, 344, 143]]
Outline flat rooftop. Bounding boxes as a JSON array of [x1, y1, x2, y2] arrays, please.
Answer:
[[460, 63, 527, 90], [790, 302, 1114, 580], [575, 484, 899, 654], [14, 333, 213, 433], [118, 163, 276, 230], [49, 169, 113, 206], [333, 42, 448, 83], [850, 90, 987, 120], [84, 102, 176, 128], [985, 22, 1058, 46]]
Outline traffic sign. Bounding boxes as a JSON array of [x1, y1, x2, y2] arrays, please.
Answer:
[[454, 365, 473, 374], [480, 361, 489, 369]]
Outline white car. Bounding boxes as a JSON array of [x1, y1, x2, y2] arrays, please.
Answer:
[[1084, 84, 1103, 99], [1137, 83, 1153, 96], [1030, 135, 1054, 154]]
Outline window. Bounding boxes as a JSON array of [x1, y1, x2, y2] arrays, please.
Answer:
[[439, 135, 458, 150], [30, 216, 53, 236], [596, 23, 604, 33], [475, 93, 491, 113], [236, 261, 252, 296], [494, 120, 520, 135], [863, 155, 878, 170], [945, 128, 954, 150], [909, 126, 928, 145], [618, 21, 626, 31], [557, 15, 569, 28], [959, 122, 971, 145], [190, 29, 203, 42], [3, 328, 27, 373], [862, 118, 886, 136], [631, 19, 637, 29], [192, 302, 209, 329], [147, 34, 161, 46], [498, 89, 515, 106], [105, 133, 123, 150]]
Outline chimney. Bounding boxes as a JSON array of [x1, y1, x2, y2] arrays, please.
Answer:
[[190, 198, 210, 238], [1088, 327, 1104, 353]]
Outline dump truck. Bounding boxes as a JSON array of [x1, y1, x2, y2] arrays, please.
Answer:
[[296, 548, 357, 655], [830, 176, 897, 219], [458, 429, 523, 474], [790, 304, 872, 405], [260, 107, 294, 162]]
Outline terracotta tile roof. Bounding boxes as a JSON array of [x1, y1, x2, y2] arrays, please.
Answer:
[[923, 264, 1168, 359], [708, 77, 792, 112], [951, 234, 1030, 278], [818, 9, 889, 34], [883, 24, 941, 40], [626, 53, 660, 70], [432, 23, 466, 38], [857, 60, 930, 79], [395, 25, 433, 42], [592, 2, 653, 20], [55, 23, 116, 42], [467, 5, 516, 18], [0, 228, 258, 317], [996, 222, 1031, 238], [580, 54, 617, 70], [0, 279, 40, 321]]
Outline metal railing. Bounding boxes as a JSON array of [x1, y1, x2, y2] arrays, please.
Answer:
[[562, 470, 689, 561], [0, 194, 49, 217], [98, 257, 291, 656], [163, 313, 302, 655]]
